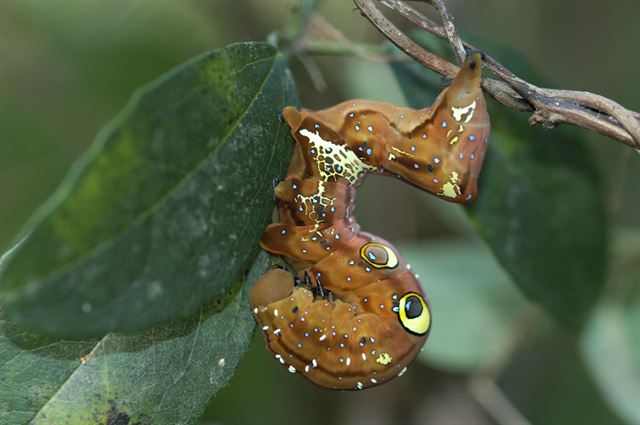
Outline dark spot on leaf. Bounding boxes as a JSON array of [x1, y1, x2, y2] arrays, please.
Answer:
[[106, 400, 141, 425]]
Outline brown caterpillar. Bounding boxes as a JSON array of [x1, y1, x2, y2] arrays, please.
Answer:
[[250, 54, 490, 390]]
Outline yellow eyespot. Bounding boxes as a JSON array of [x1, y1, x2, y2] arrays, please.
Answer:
[[397, 292, 430, 336], [359, 242, 399, 269]]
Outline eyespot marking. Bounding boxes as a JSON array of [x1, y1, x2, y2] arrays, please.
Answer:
[[397, 292, 431, 335], [359, 242, 399, 269]]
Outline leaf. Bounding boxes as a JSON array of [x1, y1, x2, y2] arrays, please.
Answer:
[[400, 240, 528, 372], [0, 311, 95, 425], [0, 42, 298, 336], [499, 323, 628, 425], [581, 236, 640, 425], [390, 33, 607, 328], [467, 127, 606, 328], [581, 298, 640, 425], [0, 251, 273, 425]]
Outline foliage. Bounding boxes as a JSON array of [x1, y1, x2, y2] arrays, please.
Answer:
[[0, 43, 297, 337], [0, 252, 274, 425]]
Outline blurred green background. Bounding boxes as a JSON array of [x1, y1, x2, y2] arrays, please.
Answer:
[[1, 1, 638, 424]]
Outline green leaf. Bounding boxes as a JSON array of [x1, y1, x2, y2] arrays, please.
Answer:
[[467, 126, 606, 328], [0, 251, 272, 425], [499, 324, 628, 425], [400, 240, 528, 372], [581, 236, 640, 425], [0, 42, 298, 336], [581, 298, 640, 425], [0, 311, 95, 424], [390, 33, 606, 328]]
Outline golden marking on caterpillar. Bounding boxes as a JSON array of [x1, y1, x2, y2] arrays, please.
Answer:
[[391, 146, 414, 158], [298, 128, 376, 184], [440, 171, 462, 198], [376, 353, 393, 365], [252, 54, 490, 390], [451, 100, 476, 123], [294, 180, 335, 224]]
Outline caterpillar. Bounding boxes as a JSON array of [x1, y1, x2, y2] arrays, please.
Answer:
[[250, 54, 490, 390]]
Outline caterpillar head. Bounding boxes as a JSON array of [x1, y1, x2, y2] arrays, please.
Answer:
[[250, 268, 294, 309]]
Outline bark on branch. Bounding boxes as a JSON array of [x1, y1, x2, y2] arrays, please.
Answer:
[[352, 0, 640, 149]]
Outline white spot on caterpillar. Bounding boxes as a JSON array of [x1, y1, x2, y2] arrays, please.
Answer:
[[398, 366, 408, 377], [218, 358, 226, 367], [312, 359, 318, 368], [357, 382, 364, 390], [288, 365, 297, 373], [319, 334, 327, 341]]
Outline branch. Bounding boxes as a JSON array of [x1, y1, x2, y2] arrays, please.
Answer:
[[469, 377, 532, 425], [297, 15, 412, 63], [352, 0, 640, 149]]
